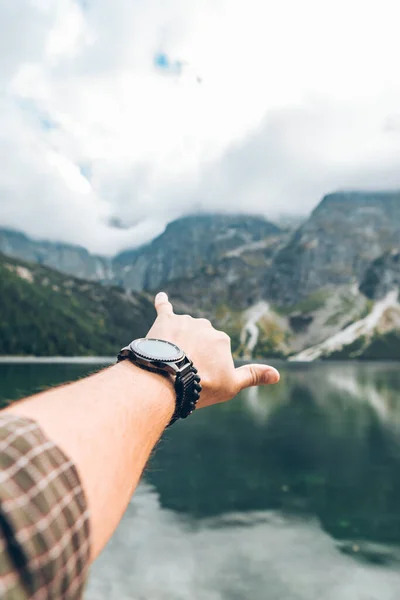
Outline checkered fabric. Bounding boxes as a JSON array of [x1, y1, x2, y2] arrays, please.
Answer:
[[0, 414, 90, 599]]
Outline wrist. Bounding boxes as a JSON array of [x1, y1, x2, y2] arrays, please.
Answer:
[[114, 360, 175, 426], [117, 338, 202, 426]]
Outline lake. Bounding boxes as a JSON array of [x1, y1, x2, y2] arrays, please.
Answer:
[[1, 360, 400, 599]]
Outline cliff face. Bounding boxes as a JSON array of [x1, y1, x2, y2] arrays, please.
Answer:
[[267, 191, 400, 306], [360, 249, 400, 300], [112, 214, 282, 292]]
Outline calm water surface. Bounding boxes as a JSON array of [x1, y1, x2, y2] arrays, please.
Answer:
[[2, 360, 400, 599]]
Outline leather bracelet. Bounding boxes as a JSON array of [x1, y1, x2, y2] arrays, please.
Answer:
[[169, 365, 202, 427]]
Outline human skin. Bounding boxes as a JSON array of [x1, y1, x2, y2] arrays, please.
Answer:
[[4, 292, 280, 560]]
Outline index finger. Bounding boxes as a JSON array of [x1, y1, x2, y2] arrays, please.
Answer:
[[154, 292, 174, 316]]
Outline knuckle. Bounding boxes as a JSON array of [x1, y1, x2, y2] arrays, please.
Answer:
[[219, 331, 231, 342], [248, 365, 258, 387], [157, 299, 171, 308], [180, 314, 193, 322], [197, 318, 212, 328], [160, 312, 173, 321]]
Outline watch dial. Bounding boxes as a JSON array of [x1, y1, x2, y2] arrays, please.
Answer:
[[135, 338, 183, 361]]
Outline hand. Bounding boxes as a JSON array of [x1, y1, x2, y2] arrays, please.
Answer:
[[146, 292, 280, 409]]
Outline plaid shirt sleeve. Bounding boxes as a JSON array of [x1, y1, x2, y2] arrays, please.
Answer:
[[0, 414, 90, 599]]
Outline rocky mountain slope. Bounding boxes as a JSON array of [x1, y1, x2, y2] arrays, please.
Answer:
[[0, 214, 283, 292], [360, 249, 400, 300], [113, 214, 281, 291], [159, 192, 400, 360], [0, 253, 155, 356], [267, 191, 400, 306], [2, 192, 400, 359], [0, 228, 111, 281]]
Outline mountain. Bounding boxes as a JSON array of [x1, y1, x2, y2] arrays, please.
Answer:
[[268, 191, 400, 306], [257, 191, 400, 360], [289, 287, 400, 361], [0, 228, 111, 282], [157, 194, 400, 360], [0, 253, 155, 356], [0, 214, 283, 293], [2, 193, 400, 360], [112, 214, 282, 292], [0, 215, 286, 358]]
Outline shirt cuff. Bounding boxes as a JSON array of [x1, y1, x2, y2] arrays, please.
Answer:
[[0, 413, 90, 599]]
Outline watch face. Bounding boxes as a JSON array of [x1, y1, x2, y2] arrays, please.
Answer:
[[131, 338, 184, 362]]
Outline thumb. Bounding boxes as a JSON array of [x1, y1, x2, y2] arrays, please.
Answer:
[[154, 291, 174, 316], [234, 364, 280, 392]]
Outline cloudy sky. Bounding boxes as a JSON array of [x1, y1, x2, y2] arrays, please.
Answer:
[[1, 0, 400, 254]]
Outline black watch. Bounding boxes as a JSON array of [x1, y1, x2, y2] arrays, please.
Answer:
[[117, 338, 202, 426]]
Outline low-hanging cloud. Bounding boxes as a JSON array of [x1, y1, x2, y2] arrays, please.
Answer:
[[1, 0, 400, 254]]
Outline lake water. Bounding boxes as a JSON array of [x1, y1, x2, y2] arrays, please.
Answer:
[[2, 360, 400, 599]]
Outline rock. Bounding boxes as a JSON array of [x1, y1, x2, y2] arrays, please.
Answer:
[[289, 313, 314, 333], [360, 249, 400, 300], [268, 191, 400, 306], [113, 214, 282, 292]]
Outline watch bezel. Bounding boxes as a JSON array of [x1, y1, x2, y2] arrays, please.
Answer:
[[129, 338, 185, 363]]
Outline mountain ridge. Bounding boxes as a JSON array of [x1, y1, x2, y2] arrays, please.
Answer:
[[2, 190, 400, 359], [0, 252, 155, 356]]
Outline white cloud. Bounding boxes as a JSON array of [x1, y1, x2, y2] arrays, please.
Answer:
[[1, 0, 400, 254]]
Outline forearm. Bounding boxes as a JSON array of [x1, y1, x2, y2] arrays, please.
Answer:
[[3, 360, 175, 560], [0, 291, 279, 583]]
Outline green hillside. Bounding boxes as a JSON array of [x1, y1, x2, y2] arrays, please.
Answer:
[[0, 254, 156, 356]]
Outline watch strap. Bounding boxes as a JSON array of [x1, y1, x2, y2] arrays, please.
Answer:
[[169, 365, 202, 426]]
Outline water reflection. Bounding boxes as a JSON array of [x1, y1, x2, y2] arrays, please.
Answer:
[[147, 362, 400, 563], [87, 483, 400, 600]]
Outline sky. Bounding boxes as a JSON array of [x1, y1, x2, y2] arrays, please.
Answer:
[[1, 0, 400, 254]]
